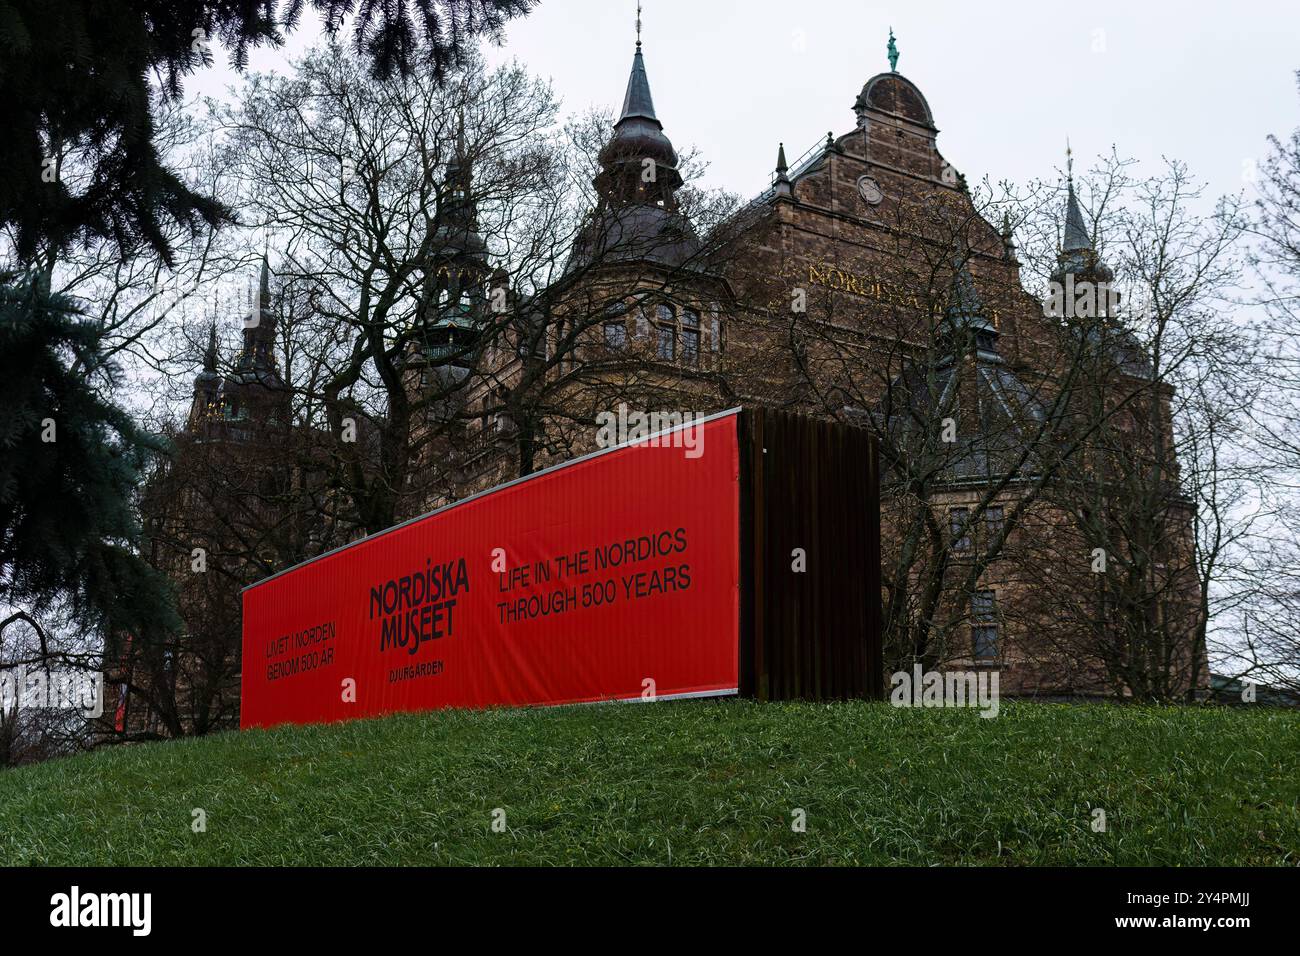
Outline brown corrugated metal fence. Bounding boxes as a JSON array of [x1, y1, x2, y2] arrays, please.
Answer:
[[738, 407, 883, 701]]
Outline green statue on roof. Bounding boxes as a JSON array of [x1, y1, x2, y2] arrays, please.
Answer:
[[887, 28, 899, 72]]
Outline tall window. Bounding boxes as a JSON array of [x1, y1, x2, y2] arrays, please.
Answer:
[[681, 309, 700, 364], [949, 508, 971, 552], [985, 506, 1005, 542], [656, 303, 676, 360], [971, 590, 998, 661]]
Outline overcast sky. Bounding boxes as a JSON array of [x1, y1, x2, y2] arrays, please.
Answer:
[[191, 0, 1300, 208]]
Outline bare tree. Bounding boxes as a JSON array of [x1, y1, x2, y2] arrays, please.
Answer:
[[1236, 69, 1300, 694], [214, 45, 573, 532], [1019, 156, 1251, 700]]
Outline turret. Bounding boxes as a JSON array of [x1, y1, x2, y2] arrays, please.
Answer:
[[420, 114, 489, 369], [566, 16, 702, 273], [189, 322, 222, 427], [225, 254, 290, 425], [1051, 148, 1115, 291]]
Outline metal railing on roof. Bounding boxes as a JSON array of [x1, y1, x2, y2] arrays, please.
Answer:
[[747, 133, 833, 209], [775, 135, 831, 186]]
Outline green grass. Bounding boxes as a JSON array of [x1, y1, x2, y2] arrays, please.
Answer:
[[0, 701, 1296, 865]]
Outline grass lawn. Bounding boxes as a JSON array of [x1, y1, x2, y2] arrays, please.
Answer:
[[0, 700, 1296, 866]]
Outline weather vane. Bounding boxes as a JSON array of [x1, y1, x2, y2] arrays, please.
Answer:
[[1066, 138, 1074, 179], [636, 1, 642, 47], [887, 28, 899, 72]]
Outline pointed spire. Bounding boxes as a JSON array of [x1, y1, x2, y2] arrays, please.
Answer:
[[619, 20, 658, 124], [194, 319, 221, 396], [945, 252, 998, 354], [190, 320, 223, 425], [257, 252, 271, 311], [250, 250, 275, 348], [574, 2, 693, 270], [1000, 211, 1019, 264], [444, 110, 472, 200], [593, 8, 680, 206], [774, 142, 793, 198], [430, 109, 486, 268], [204, 322, 217, 373], [425, 110, 488, 332], [1053, 143, 1114, 288], [1062, 139, 1090, 251], [1063, 177, 1091, 252], [237, 251, 279, 377]]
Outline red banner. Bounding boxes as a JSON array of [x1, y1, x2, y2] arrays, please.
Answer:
[[241, 413, 741, 728]]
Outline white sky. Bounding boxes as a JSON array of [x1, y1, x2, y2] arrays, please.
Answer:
[[190, 0, 1300, 207]]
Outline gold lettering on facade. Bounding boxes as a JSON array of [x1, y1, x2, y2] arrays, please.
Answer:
[[807, 262, 903, 307], [803, 261, 998, 324]]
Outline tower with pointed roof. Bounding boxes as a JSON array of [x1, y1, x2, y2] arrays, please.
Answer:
[[183, 254, 292, 437], [1046, 153, 1155, 378], [416, 115, 490, 374], [223, 254, 289, 425], [1051, 152, 1115, 292], [189, 322, 221, 430], [402, 113, 506, 493], [567, 25, 702, 273]]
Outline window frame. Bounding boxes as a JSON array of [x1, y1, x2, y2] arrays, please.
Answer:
[[680, 309, 700, 364], [985, 505, 1005, 542], [604, 317, 629, 349], [972, 624, 999, 662], [655, 303, 677, 361], [949, 507, 971, 552], [970, 589, 998, 661]]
